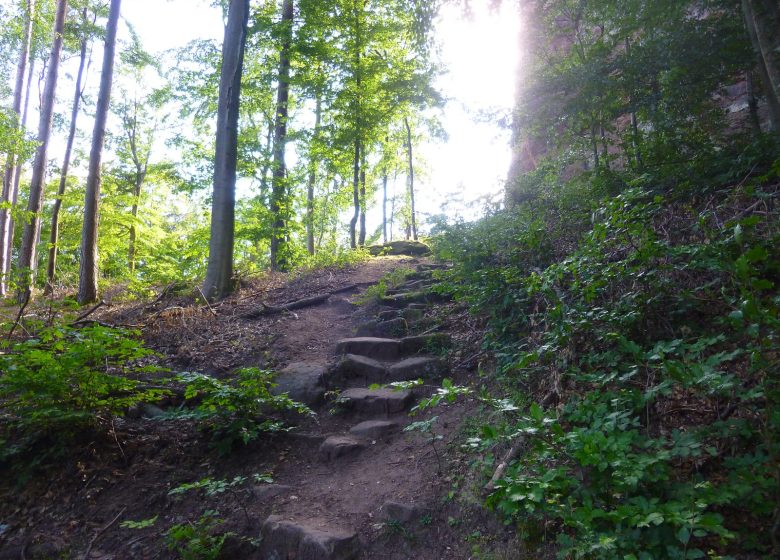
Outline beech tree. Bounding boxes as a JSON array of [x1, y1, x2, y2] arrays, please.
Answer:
[[0, 0, 35, 296], [17, 0, 67, 300], [269, 0, 294, 271], [78, 0, 121, 305], [46, 6, 93, 293], [202, 0, 250, 300]]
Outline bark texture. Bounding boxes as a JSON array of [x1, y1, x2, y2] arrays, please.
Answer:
[[17, 0, 66, 300], [0, 0, 35, 296], [404, 117, 417, 241], [78, 0, 121, 304], [742, 0, 780, 130], [202, 0, 250, 300], [270, 0, 294, 271], [47, 18, 89, 293]]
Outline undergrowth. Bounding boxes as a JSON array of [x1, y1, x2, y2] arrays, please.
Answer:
[[432, 152, 779, 558]]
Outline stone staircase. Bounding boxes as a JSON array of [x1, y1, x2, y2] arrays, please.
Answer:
[[257, 263, 450, 560]]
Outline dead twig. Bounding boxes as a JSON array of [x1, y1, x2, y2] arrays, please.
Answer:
[[82, 506, 127, 560], [5, 291, 30, 341], [484, 439, 525, 492], [71, 300, 107, 325], [196, 286, 218, 317], [241, 293, 332, 319]]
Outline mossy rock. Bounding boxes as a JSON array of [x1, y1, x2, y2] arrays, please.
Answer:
[[368, 240, 431, 257]]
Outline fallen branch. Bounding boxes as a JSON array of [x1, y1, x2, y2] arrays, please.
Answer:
[[241, 293, 331, 319], [82, 506, 127, 560], [5, 291, 30, 341], [196, 286, 218, 317], [484, 439, 524, 492], [71, 300, 107, 325], [71, 319, 145, 330]]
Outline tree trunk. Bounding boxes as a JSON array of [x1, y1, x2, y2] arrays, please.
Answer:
[[270, 0, 294, 271], [358, 147, 367, 246], [404, 117, 417, 241], [382, 170, 388, 244], [389, 170, 397, 241], [46, 18, 89, 294], [0, 0, 35, 296], [742, 0, 780, 130], [745, 70, 762, 135], [124, 100, 150, 274], [4, 59, 36, 287], [78, 0, 121, 305], [349, 139, 360, 249], [202, 0, 249, 301], [306, 94, 321, 256], [17, 0, 67, 301], [625, 38, 643, 169]]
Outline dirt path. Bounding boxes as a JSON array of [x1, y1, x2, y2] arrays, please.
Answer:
[[0, 257, 519, 560]]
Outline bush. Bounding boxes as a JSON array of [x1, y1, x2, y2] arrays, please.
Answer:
[[0, 324, 167, 465]]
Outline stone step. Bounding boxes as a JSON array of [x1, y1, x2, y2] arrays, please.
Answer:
[[377, 308, 424, 323], [387, 356, 447, 382], [399, 334, 452, 355], [260, 516, 361, 560], [331, 354, 387, 385], [335, 337, 400, 360], [319, 435, 366, 461], [349, 419, 400, 440], [271, 362, 328, 406], [338, 388, 414, 416], [379, 291, 429, 308], [355, 317, 408, 338]]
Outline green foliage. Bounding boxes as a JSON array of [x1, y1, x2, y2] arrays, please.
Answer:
[[165, 511, 231, 560], [121, 515, 158, 530], [0, 324, 166, 464], [435, 167, 779, 557], [357, 266, 414, 304], [173, 368, 314, 455]]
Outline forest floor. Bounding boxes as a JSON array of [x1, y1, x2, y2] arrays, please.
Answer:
[[0, 256, 529, 560]]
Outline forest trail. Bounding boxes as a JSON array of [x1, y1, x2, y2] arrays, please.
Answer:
[[1, 256, 515, 560]]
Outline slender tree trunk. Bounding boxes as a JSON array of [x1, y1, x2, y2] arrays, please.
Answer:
[[349, 139, 360, 249], [404, 117, 417, 241], [382, 170, 388, 244], [270, 0, 294, 271], [600, 125, 610, 172], [358, 148, 367, 246], [202, 0, 249, 300], [4, 60, 36, 287], [17, 0, 67, 301], [306, 94, 321, 255], [389, 170, 397, 241], [746, 70, 762, 135], [625, 38, 643, 169], [0, 0, 35, 296], [124, 100, 150, 274], [742, 0, 780, 130], [78, 0, 121, 305], [590, 125, 600, 170], [46, 21, 88, 294]]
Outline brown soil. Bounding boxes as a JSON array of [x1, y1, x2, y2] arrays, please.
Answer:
[[0, 257, 526, 560]]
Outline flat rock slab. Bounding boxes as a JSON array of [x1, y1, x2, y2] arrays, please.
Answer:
[[368, 240, 430, 256], [332, 354, 387, 385], [339, 388, 414, 416], [355, 317, 408, 338], [407, 303, 429, 310], [349, 420, 400, 440], [399, 334, 452, 355], [380, 292, 429, 308], [271, 362, 327, 406], [319, 436, 366, 461], [253, 484, 293, 501], [261, 516, 361, 560], [335, 337, 401, 360], [380, 501, 428, 524], [387, 356, 448, 382]]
